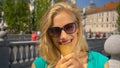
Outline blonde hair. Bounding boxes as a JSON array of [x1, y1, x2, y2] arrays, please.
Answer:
[[39, 2, 88, 67]]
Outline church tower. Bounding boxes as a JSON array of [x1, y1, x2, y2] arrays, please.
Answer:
[[87, 0, 96, 9]]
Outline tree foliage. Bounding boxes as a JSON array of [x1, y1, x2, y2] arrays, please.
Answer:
[[34, 0, 50, 30], [0, 0, 4, 22], [2, 0, 60, 33], [34, 0, 60, 31], [2, 0, 29, 33], [0, 0, 3, 12], [116, 2, 120, 32]]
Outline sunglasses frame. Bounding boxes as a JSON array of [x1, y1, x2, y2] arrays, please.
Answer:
[[47, 22, 77, 37]]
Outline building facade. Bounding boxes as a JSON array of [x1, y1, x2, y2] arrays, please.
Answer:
[[85, 2, 119, 33]]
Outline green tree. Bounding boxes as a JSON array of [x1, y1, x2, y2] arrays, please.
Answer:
[[34, 0, 50, 31], [0, 0, 4, 22], [2, 0, 15, 32], [116, 2, 120, 32], [2, 0, 60, 33], [34, 0, 60, 31], [0, 0, 4, 12], [15, 0, 29, 33], [2, 0, 29, 33]]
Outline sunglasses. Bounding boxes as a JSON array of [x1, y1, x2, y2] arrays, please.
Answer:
[[47, 22, 77, 37]]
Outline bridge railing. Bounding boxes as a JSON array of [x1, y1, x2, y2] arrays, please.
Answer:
[[0, 40, 39, 68], [6, 34, 31, 41], [0, 30, 112, 68], [0, 30, 39, 68]]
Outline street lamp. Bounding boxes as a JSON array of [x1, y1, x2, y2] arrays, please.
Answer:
[[0, 11, 4, 31], [51, 0, 55, 6], [29, 0, 34, 13], [29, 0, 35, 32], [82, 8, 87, 38], [0, 11, 7, 31], [0, 11, 7, 41]]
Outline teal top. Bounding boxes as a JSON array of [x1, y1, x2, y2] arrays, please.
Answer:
[[33, 51, 109, 68]]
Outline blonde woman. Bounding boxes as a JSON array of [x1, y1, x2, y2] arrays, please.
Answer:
[[31, 2, 109, 68]]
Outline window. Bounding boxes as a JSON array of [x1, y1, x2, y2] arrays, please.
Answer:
[[106, 18, 108, 22], [112, 17, 114, 21]]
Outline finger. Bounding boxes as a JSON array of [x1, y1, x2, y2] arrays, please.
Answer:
[[59, 59, 72, 68], [63, 53, 80, 64], [68, 65, 74, 68], [61, 53, 74, 63], [64, 53, 74, 60], [63, 59, 73, 67]]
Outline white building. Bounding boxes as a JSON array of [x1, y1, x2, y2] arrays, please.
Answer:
[[85, 2, 119, 33]]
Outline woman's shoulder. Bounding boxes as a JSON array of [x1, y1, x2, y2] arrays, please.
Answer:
[[88, 51, 109, 63], [88, 51, 108, 58], [34, 57, 46, 62], [88, 51, 109, 59], [88, 51, 101, 55], [33, 57, 48, 68], [87, 51, 109, 68]]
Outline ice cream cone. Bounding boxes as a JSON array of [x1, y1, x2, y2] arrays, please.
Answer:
[[60, 42, 73, 56]]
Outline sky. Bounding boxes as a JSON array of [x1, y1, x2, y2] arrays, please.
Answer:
[[76, 0, 119, 7]]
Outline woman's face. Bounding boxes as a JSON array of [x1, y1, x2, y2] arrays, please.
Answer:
[[49, 11, 78, 49]]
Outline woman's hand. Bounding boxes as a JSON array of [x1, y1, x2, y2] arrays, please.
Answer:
[[55, 53, 84, 68]]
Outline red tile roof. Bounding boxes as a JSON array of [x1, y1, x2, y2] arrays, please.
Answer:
[[86, 2, 120, 14]]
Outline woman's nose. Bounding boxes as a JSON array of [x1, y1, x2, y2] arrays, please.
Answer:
[[60, 30, 68, 40]]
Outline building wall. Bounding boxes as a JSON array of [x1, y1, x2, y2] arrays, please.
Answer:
[[85, 10, 118, 33]]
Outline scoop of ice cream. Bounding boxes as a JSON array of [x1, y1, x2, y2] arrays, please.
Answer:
[[60, 42, 73, 56]]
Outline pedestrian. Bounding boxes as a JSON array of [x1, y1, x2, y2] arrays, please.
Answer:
[[97, 32, 101, 38], [31, 2, 109, 68], [103, 33, 106, 38], [31, 31, 37, 41]]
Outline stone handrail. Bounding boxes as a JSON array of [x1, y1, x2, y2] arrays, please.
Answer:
[[0, 40, 39, 68], [0, 30, 39, 68]]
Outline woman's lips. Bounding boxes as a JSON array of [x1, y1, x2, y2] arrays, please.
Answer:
[[58, 39, 72, 45]]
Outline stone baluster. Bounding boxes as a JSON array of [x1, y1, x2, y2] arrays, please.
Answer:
[[37, 46, 39, 57], [22, 45, 26, 62], [28, 45, 31, 61], [16, 46, 21, 63], [33, 45, 36, 59], [9, 46, 14, 68]]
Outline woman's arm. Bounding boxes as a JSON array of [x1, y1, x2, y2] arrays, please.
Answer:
[[104, 62, 109, 68], [31, 63, 35, 68]]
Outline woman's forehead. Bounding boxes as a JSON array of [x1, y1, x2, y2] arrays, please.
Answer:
[[52, 11, 76, 27]]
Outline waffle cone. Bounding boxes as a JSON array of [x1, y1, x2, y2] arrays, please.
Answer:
[[60, 43, 73, 56]]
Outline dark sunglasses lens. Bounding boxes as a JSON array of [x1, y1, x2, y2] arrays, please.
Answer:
[[48, 27, 61, 37], [64, 23, 76, 34]]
